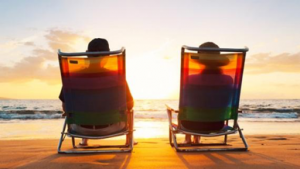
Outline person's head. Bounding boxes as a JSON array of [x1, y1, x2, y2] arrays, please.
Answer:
[[197, 42, 229, 67], [198, 42, 220, 55], [87, 38, 110, 68], [87, 38, 110, 52]]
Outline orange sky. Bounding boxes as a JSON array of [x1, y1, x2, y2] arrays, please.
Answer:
[[0, 1, 300, 99]]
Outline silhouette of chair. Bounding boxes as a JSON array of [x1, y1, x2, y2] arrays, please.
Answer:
[[167, 45, 248, 152], [57, 47, 134, 153]]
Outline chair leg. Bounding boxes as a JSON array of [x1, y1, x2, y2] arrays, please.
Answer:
[[224, 134, 228, 144], [171, 131, 181, 152], [128, 131, 133, 150], [224, 120, 228, 144], [125, 110, 134, 150], [237, 124, 248, 150], [169, 129, 174, 147], [126, 129, 133, 147], [57, 133, 65, 153], [167, 109, 174, 147], [57, 118, 67, 153], [72, 137, 76, 148]]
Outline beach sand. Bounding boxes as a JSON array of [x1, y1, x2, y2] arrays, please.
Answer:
[[1, 135, 300, 168]]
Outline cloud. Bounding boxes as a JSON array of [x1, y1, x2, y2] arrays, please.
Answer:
[[23, 41, 35, 46], [0, 41, 19, 51], [0, 29, 89, 84], [45, 29, 89, 52], [245, 52, 300, 74]]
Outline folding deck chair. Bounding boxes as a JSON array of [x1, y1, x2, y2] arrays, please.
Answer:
[[57, 47, 134, 153], [167, 45, 248, 152]]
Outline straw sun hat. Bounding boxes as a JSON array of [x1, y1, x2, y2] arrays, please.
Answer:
[[196, 42, 230, 67]]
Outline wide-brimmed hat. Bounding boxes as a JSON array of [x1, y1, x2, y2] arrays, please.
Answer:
[[196, 42, 230, 67], [196, 52, 230, 67]]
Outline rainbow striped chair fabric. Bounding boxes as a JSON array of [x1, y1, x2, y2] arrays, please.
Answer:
[[167, 45, 248, 152], [57, 48, 134, 153]]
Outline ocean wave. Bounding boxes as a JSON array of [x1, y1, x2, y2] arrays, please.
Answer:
[[239, 112, 298, 119], [0, 111, 63, 120], [240, 108, 300, 113], [1, 106, 27, 110], [133, 112, 299, 120], [135, 108, 300, 113], [0, 110, 299, 120]]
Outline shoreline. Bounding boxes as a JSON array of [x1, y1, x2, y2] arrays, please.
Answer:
[[1, 119, 300, 140], [1, 135, 300, 168]]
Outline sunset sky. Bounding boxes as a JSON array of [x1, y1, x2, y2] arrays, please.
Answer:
[[0, 0, 300, 99]]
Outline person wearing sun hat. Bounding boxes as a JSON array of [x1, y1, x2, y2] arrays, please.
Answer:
[[182, 42, 232, 144], [59, 38, 134, 146]]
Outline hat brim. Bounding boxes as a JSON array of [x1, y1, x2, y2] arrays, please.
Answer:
[[197, 54, 230, 67]]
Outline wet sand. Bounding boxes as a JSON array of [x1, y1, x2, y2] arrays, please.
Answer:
[[1, 119, 300, 140], [1, 135, 300, 168]]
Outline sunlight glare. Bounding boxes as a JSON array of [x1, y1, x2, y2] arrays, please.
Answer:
[[127, 47, 180, 99]]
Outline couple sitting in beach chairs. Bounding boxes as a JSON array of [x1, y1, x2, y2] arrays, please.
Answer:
[[57, 38, 248, 153]]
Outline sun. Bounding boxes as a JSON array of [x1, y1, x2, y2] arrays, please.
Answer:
[[126, 51, 180, 99]]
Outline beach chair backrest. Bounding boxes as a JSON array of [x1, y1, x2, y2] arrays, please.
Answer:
[[58, 49, 127, 126], [179, 46, 247, 122]]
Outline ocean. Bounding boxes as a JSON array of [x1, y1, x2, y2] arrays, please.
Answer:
[[1, 99, 300, 140], [0, 99, 299, 121]]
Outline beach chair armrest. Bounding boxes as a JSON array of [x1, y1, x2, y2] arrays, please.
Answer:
[[166, 104, 179, 130], [165, 104, 178, 113]]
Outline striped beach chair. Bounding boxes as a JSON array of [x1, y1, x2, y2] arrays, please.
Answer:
[[57, 48, 134, 153], [167, 45, 248, 152]]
